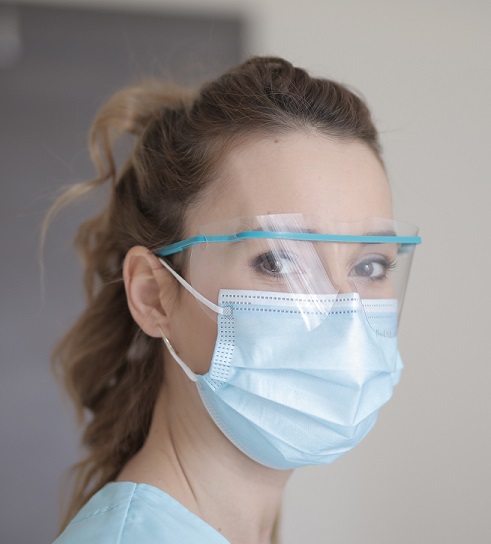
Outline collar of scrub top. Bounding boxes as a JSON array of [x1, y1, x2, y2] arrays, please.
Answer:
[[155, 230, 422, 257]]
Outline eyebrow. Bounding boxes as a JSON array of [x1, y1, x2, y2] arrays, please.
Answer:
[[250, 227, 398, 236], [268, 228, 398, 236], [363, 229, 398, 237]]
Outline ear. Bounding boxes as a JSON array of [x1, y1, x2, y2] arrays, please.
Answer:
[[123, 246, 177, 338]]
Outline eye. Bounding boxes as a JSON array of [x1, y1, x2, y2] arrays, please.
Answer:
[[351, 256, 396, 280], [252, 251, 300, 277]]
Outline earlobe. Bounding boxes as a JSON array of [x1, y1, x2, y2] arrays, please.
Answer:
[[123, 246, 177, 338]]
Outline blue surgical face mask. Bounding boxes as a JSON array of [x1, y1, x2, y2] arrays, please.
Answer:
[[159, 259, 403, 469]]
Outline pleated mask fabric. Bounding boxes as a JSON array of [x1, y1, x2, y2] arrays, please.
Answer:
[[193, 290, 403, 469]]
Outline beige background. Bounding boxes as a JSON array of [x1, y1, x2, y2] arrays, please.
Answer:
[[7, 0, 491, 542]]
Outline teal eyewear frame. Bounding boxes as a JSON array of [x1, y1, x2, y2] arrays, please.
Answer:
[[155, 231, 422, 257]]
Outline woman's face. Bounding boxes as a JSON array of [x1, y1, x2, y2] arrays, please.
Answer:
[[166, 132, 393, 374]]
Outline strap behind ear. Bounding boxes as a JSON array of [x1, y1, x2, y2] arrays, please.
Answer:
[[158, 326, 198, 382]]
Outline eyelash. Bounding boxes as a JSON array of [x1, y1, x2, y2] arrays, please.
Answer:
[[250, 251, 300, 279], [249, 251, 397, 282], [351, 255, 397, 281]]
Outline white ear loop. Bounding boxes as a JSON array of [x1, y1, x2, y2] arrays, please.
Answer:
[[158, 257, 224, 315], [158, 326, 198, 382]]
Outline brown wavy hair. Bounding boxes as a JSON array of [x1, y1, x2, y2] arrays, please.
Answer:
[[47, 56, 381, 540]]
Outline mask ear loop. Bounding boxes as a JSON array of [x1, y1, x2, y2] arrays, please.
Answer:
[[158, 257, 224, 315], [158, 326, 198, 382]]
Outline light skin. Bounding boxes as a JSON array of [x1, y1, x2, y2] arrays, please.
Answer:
[[119, 131, 393, 544]]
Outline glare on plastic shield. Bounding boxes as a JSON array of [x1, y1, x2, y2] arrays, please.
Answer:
[[159, 213, 420, 336]]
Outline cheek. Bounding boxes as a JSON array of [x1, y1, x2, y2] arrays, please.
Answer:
[[170, 288, 218, 375]]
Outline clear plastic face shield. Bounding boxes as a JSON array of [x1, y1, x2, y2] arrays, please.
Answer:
[[156, 214, 421, 337]]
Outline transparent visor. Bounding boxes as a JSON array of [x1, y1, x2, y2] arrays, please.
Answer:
[[156, 214, 420, 336]]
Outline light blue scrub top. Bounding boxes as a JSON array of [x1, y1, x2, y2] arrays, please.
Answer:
[[53, 481, 231, 544]]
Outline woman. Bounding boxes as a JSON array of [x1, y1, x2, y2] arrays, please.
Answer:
[[50, 56, 420, 543]]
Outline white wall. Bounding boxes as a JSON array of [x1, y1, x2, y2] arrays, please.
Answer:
[[12, 1, 490, 542]]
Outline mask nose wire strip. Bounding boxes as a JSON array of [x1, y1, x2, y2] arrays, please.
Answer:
[[158, 257, 224, 315], [158, 326, 198, 382]]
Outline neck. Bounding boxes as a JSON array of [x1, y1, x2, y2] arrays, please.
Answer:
[[118, 358, 291, 544]]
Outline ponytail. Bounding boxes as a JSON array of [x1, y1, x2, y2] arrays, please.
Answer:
[[49, 81, 195, 529]]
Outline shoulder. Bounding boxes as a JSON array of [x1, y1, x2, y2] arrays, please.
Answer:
[[52, 482, 230, 544], [53, 482, 139, 544]]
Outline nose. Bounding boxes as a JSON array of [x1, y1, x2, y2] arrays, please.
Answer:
[[336, 279, 357, 295]]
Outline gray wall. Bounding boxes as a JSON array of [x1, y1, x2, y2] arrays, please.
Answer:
[[0, 5, 242, 543]]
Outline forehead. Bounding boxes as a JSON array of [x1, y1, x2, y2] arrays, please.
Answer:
[[187, 132, 392, 233]]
